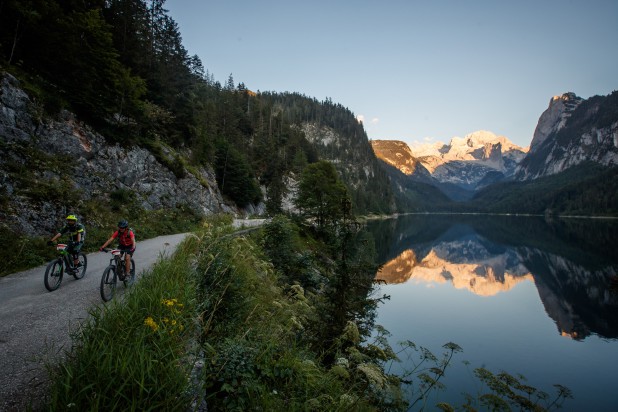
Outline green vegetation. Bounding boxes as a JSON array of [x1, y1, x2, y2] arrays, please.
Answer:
[[295, 160, 352, 229], [46, 215, 404, 410], [470, 162, 618, 216], [47, 230, 199, 410]]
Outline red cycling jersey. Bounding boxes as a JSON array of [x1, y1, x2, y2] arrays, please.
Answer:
[[112, 229, 135, 247]]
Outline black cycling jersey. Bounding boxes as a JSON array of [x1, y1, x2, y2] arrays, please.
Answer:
[[60, 223, 86, 243]]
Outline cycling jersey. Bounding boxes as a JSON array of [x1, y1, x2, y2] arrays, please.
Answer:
[[112, 229, 135, 247], [60, 223, 85, 243]]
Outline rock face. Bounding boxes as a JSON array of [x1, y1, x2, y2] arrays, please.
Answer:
[[0, 72, 233, 235], [372, 131, 528, 199], [515, 92, 618, 180], [301, 122, 397, 212], [370, 140, 430, 177], [529, 93, 583, 151]]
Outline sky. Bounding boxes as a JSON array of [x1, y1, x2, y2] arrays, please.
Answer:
[[165, 0, 617, 149]]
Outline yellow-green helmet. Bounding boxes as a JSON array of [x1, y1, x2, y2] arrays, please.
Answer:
[[66, 214, 78, 221]]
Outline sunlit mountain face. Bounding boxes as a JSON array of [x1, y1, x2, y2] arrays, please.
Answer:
[[368, 215, 618, 340]]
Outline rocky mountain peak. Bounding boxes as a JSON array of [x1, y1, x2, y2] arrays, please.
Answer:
[[529, 92, 583, 153], [515, 91, 617, 180]]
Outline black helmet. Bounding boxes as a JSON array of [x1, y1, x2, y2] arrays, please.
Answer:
[[118, 219, 129, 228]]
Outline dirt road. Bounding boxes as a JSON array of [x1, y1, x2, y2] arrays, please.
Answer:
[[0, 233, 187, 412]]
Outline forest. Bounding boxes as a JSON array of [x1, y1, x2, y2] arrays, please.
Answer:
[[0, 0, 394, 216]]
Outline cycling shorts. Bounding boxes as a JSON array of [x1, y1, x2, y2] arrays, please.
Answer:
[[118, 244, 135, 256]]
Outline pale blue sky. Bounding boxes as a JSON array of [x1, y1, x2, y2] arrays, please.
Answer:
[[165, 0, 617, 148]]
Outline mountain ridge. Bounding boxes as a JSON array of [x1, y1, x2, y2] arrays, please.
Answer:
[[372, 130, 528, 200]]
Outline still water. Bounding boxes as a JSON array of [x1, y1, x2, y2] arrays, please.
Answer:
[[366, 214, 618, 411]]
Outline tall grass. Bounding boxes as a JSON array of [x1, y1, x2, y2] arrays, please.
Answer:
[[193, 220, 406, 411], [47, 236, 201, 411]]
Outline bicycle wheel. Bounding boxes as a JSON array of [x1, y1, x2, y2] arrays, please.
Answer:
[[44, 259, 63, 291], [73, 252, 88, 280], [123, 259, 136, 287], [100, 266, 117, 302]]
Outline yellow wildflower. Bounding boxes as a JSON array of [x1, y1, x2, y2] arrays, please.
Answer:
[[144, 316, 159, 332]]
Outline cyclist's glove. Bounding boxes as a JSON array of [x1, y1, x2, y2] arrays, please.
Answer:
[[47, 240, 54, 246]]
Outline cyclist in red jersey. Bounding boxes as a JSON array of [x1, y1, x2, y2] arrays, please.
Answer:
[[99, 219, 136, 276]]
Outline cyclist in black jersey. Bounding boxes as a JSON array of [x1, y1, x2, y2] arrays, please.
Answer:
[[49, 214, 86, 267]]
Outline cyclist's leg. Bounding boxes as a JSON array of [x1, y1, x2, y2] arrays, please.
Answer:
[[125, 248, 134, 274], [73, 242, 84, 266], [66, 243, 77, 267], [119, 245, 133, 274]]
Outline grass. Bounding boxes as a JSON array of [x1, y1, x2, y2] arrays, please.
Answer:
[[47, 233, 201, 411]]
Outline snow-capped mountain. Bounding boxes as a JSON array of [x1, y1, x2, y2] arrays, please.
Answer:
[[372, 131, 528, 199]]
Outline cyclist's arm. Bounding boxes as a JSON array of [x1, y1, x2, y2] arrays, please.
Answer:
[[100, 232, 118, 250], [50, 232, 61, 242]]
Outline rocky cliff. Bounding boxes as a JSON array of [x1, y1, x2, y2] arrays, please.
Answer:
[[0, 72, 234, 236], [370, 140, 431, 178], [301, 122, 396, 213], [515, 92, 618, 180]]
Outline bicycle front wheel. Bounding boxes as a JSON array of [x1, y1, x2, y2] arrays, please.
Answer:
[[73, 252, 88, 280], [44, 259, 63, 291], [100, 266, 117, 302]]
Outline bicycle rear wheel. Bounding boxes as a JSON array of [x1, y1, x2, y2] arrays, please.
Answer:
[[123, 259, 136, 287], [73, 252, 88, 280], [100, 266, 117, 302], [44, 259, 63, 291]]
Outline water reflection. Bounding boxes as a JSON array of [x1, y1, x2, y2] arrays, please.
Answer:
[[368, 215, 618, 340]]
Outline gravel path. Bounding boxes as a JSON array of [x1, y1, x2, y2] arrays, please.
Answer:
[[0, 233, 187, 412]]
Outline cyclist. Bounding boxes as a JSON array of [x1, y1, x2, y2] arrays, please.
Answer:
[[99, 219, 136, 277], [48, 214, 85, 269]]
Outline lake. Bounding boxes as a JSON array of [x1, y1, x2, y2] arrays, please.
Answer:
[[365, 214, 618, 411]]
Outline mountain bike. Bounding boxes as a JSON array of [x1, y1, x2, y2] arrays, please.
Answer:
[[100, 248, 136, 302], [44, 243, 87, 291]]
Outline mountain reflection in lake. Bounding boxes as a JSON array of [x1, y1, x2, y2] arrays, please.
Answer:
[[366, 214, 618, 411]]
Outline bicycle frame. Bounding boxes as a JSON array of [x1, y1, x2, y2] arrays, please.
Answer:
[[56, 244, 74, 269], [108, 249, 128, 277]]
